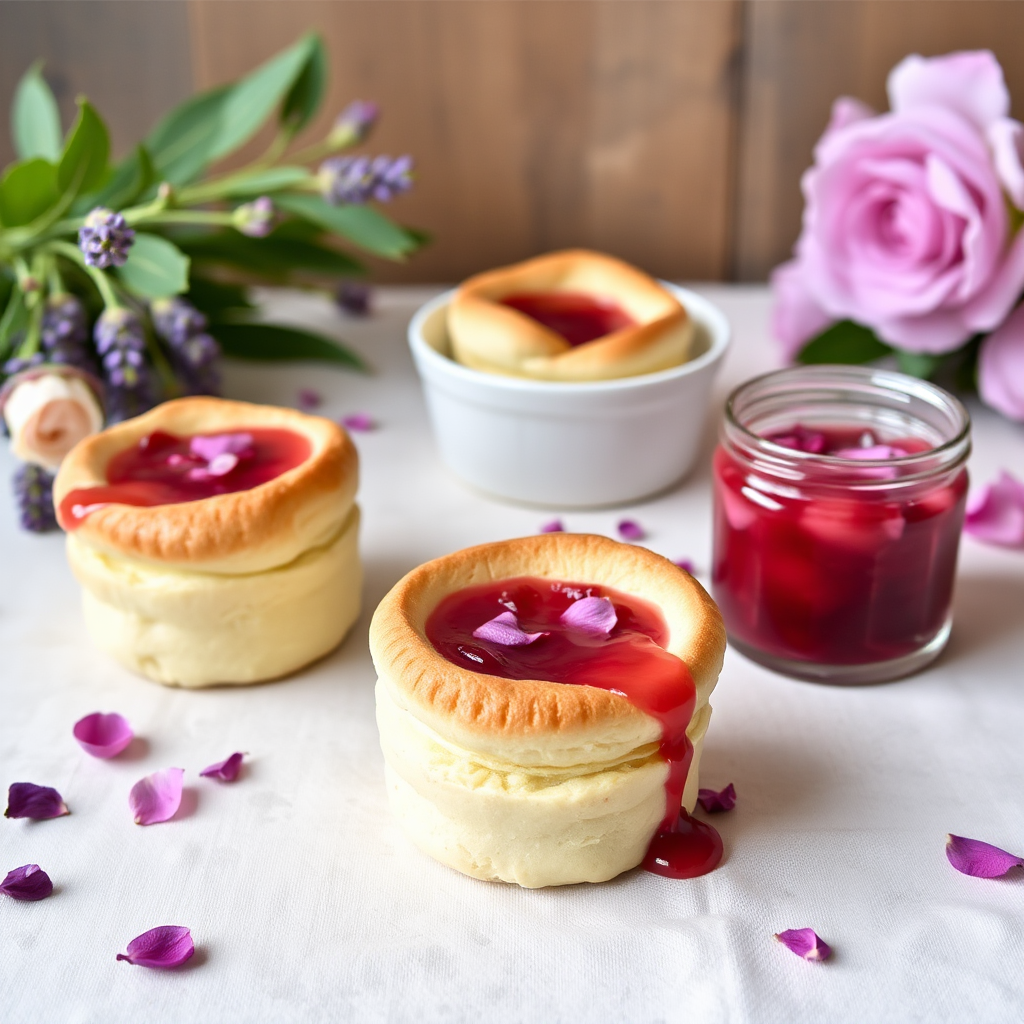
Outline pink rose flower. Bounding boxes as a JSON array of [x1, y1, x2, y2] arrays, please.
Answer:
[[773, 51, 1024, 356], [978, 302, 1024, 420]]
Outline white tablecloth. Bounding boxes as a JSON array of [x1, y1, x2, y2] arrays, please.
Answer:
[[2, 286, 1023, 1024]]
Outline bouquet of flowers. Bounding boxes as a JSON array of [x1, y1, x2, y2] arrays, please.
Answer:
[[0, 33, 421, 530], [772, 50, 1024, 422]]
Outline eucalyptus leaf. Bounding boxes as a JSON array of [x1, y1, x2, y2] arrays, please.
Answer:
[[146, 85, 231, 186], [276, 193, 418, 259], [281, 35, 327, 134], [116, 233, 190, 299], [797, 320, 891, 365], [214, 322, 366, 370], [181, 230, 363, 277], [186, 276, 254, 319], [57, 100, 110, 196], [0, 158, 59, 227], [12, 62, 62, 162], [216, 166, 310, 198], [895, 350, 941, 380]]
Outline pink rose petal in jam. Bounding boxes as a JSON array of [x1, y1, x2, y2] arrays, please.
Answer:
[[200, 753, 244, 783], [472, 610, 546, 647], [775, 928, 832, 961], [117, 926, 194, 968], [73, 712, 134, 759], [5, 783, 69, 820], [560, 596, 617, 636], [946, 834, 1024, 877], [129, 768, 184, 825], [189, 432, 253, 461]]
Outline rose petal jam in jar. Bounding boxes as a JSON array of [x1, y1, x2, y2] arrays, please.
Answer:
[[712, 366, 970, 684]]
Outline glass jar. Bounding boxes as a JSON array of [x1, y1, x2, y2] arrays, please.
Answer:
[[711, 365, 970, 684]]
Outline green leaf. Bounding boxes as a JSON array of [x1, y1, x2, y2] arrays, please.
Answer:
[[180, 230, 363, 277], [895, 350, 941, 380], [116, 233, 190, 299], [57, 100, 110, 196], [216, 166, 310, 198], [146, 85, 232, 186], [208, 34, 319, 163], [280, 34, 327, 134], [12, 62, 62, 162], [0, 158, 59, 227], [797, 320, 891, 365], [0, 288, 28, 360], [186, 275, 254, 319], [82, 144, 156, 212], [213, 322, 366, 370], [275, 193, 419, 259]]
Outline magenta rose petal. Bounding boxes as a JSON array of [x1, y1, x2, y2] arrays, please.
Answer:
[[117, 926, 194, 968], [200, 753, 244, 783], [673, 558, 696, 575], [540, 519, 565, 534], [560, 596, 617, 636], [964, 472, 1024, 547], [189, 432, 253, 461], [341, 412, 375, 432], [73, 712, 133, 759], [617, 519, 645, 541], [774, 928, 832, 962], [129, 768, 184, 825], [0, 864, 53, 901], [472, 611, 546, 647], [946, 834, 1024, 878], [297, 388, 322, 411], [697, 783, 736, 813], [5, 783, 69, 820]]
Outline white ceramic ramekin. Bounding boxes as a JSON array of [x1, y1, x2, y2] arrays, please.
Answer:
[[408, 284, 731, 507]]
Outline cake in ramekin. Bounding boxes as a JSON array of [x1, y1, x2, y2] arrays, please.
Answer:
[[54, 396, 361, 688], [370, 533, 726, 888]]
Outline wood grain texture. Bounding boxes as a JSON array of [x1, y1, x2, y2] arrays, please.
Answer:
[[188, 0, 742, 283], [733, 0, 1024, 281]]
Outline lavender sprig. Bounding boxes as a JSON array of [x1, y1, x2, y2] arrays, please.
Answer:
[[319, 155, 414, 206], [13, 464, 58, 532], [78, 208, 135, 269], [150, 298, 222, 397], [328, 100, 379, 147], [94, 308, 157, 422], [40, 294, 95, 373]]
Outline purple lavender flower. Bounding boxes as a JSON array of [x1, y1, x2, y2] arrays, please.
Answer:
[[335, 281, 372, 317], [79, 208, 135, 269], [368, 155, 413, 203], [319, 155, 414, 206], [233, 196, 274, 238], [94, 308, 157, 421], [40, 294, 95, 372], [13, 464, 58, 532], [329, 100, 379, 147], [2, 352, 45, 378], [150, 298, 222, 397]]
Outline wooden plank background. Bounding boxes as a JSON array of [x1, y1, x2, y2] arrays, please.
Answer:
[[2, 0, 1023, 283]]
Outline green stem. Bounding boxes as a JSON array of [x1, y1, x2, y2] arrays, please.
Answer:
[[48, 241, 121, 309], [126, 210, 236, 229]]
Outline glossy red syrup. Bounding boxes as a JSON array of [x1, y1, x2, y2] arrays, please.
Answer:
[[425, 576, 723, 879], [501, 292, 635, 347], [59, 428, 310, 527], [712, 425, 968, 666]]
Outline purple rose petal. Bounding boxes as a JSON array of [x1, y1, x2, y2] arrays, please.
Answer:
[[946, 834, 1024, 878], [539, 519, 565, 534], [560, 596, 617, 636], [189, 432, 253, 461], [767, 426, 827, 453], [697, 783, 736, 813], [200, 752, 244, 783], [73, 712, 134, 759], [472, 610, 546, 646], [964, 472, 1024, 547], [5, 783, 69, 820], [774, 928, 832, 962], [617, 519, 645, 541], [297, 388, 322, 411], [341, 413, 375, 433], [673, 558, 696, 575], [0, 864, 53, 901], [129, 768, 184, 825], [117, 925, 194, 968]]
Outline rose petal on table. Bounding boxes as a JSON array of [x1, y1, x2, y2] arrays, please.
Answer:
[[697, 783, 736, 813], [341, 413, 375, 432], [946, 834, 1024, 877], [964, 471, 1024, 547], [200, 752, 244, 783], [673, 558, 696, 575], [560, 596, 617, 636], [73, 712, 133, 759], [0, 864, 53, 901], [189, 432, 253, 461], [129, 768, 184, 825], [617, 519, 645, 541], [539, 519, 565, 533], [774, 928, 832, 962], [472, 611, 546, 646], [116, 926, 194, 968], [297, 388, 323, 411], [5, 783, 69, 820]]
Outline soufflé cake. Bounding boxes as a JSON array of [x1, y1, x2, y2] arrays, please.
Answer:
[[370, 533, 726, 888], [54, 396, 361, 687], [446, 249, 694, 382]]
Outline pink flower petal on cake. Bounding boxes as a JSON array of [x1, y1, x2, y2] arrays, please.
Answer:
[[341, 413, 375, 432], [0, 864, 53, 901], [472, 610, 546, 646], [129, 768, 184, 825], [189, 432, 253, 461], [617, 519, 645, 541], [540, 519, 565, 533], [117, 926, 194, 968], [297, 388, 322, 411], [774, 928, 832, 962], [5, 783, 68, 820], [560, 596, 617, 636], [964, 472, 1024, 547], [673, 558, 695, 574], [200, 752, 244, 782], [73, 712, 133, 759], [697, 783, 736, 813], [946, 834, 1024, 877]]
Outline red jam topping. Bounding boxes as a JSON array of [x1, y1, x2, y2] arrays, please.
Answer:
[[425, 576, 722, 879], [59, 428, 310, 527], [501, 292, 635, 347], [713, 424, 968, 666]]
